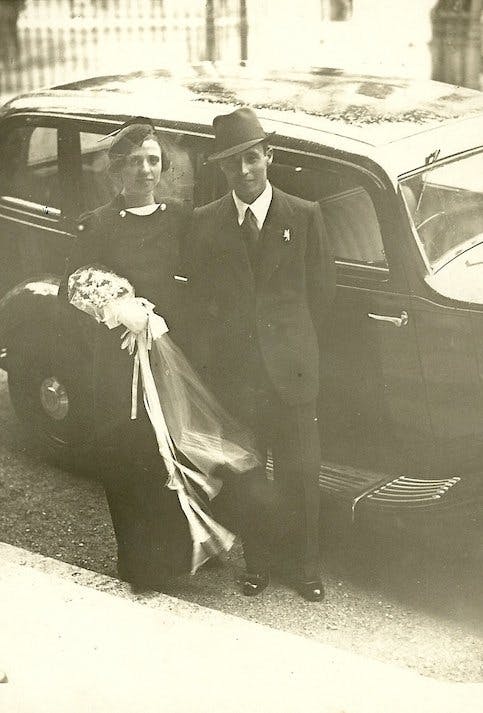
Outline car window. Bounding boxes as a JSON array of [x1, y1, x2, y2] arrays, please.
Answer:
[[400, 151, 483, 269], [157, 131, 196, 207], [270, 161, 387, 269], [79, 131, 117, 211], [0, 125, 60, 209], [78, 128, 196, 212]]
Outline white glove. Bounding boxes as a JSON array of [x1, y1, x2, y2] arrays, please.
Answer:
[[102, 296, 151, 333]]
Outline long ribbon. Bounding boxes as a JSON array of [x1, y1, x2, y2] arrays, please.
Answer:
[[123, 315, 235, 574]]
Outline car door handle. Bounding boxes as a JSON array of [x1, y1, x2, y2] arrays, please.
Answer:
[[367, 310, 408, 327]]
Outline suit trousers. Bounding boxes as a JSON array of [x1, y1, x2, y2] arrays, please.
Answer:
[[216, 378, 322, 581]]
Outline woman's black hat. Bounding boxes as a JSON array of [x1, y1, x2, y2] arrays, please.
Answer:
[[104, 116, 169, 172]]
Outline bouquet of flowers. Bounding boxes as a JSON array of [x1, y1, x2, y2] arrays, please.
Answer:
[[67, 264, 133, 321], [67, 265, 259, 573]]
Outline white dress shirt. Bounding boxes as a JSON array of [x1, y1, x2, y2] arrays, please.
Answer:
[[232, 182, 273, 230]]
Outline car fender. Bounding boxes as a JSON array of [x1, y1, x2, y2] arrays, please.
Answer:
[[0, 275, 92, 369]]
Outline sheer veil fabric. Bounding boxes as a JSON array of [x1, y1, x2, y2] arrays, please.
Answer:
[[68, 265, 260, 573]]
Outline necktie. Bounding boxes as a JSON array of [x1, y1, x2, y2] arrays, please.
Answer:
[[241, 207, 259, 266]]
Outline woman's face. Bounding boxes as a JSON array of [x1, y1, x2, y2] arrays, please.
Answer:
[[119, 138, 162, 202]]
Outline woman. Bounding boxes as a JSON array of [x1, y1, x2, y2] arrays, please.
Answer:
[[60, 119, 216, 590]]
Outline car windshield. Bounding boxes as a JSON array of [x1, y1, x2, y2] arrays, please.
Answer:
[[400, 151, 483, 270]]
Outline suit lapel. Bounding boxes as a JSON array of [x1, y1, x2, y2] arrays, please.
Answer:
[[256, 187, 293, 285]]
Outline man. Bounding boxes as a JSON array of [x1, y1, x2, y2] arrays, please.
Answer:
[[188, 107, 335, 601]]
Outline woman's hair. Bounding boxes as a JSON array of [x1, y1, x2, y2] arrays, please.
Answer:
[[107, 120, 170, 173]]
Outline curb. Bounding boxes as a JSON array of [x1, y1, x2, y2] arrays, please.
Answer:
[[0, 543, 481, 713]]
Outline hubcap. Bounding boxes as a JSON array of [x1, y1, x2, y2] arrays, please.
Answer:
[[39, 377, 69, 421]]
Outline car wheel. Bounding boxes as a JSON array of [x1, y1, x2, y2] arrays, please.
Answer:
[[7, 327, 94, 469]]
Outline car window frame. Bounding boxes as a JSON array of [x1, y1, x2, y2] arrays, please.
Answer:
[[268, 145, 410, 292], [61, 117, 216, 215], [0, 113, 73, 223], [398, 145, 483, 277]]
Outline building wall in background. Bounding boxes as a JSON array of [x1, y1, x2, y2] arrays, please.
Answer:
[[0, 0, 481, 101], [318, 0, 438, 79]]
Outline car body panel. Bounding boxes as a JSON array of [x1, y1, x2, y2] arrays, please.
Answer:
[[0, 277, 61, 371]]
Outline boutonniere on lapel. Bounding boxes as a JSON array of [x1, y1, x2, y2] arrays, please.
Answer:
[[283, 228, 291, 242]]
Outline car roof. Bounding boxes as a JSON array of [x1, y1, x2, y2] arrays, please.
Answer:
[[5, 67, 483, 179]]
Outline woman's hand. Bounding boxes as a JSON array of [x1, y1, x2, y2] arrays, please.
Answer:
[[114, 297, 149, 333]]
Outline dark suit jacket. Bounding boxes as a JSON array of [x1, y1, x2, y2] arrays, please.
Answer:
[[187, 186, 335, 407]]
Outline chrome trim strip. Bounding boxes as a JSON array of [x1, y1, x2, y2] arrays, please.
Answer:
[[411, 292, 483, 314], [336, 259, 389, 273], [367, 496, 441, 504], [1, 195, 62, 217], [397, 185, 432, 274], [337, 280, 483, 314], [0, 211, 74, 237], [1, 202, 60, 223], [337, 283, 407, 298], [350, 476, 393, 521], [364, 474, 461, 507], [398, 145, 483, 181], [389, 477, 460, 484]]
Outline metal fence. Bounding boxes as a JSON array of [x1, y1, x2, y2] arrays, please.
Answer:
[[0, 0, 242, 97]]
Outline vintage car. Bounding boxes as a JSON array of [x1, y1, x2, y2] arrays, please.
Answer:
[[0, 68, 482, 551]]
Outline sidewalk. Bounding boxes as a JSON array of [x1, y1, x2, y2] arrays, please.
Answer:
[[0, 542, 481, 713]]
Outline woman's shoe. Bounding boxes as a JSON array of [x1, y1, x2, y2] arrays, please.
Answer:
[[129, 577, 169, 595], [239, 571, 270, 596], [201, 555, 224, 570]]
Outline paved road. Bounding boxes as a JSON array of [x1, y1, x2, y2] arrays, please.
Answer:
[[0, 369, 481, 684]]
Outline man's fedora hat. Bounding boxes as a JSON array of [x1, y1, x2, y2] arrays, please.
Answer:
[[207, 107, 275, 162]]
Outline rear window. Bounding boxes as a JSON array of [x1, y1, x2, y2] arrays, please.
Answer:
[[270, 161, 387, 269], [0, 125, 60, 208], [79, 131, 117, 211]]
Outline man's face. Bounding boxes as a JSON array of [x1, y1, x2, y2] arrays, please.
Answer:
[[220, 144, 273, 204]]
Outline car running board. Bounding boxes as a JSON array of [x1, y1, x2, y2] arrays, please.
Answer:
[[266, 457, 461, 522]]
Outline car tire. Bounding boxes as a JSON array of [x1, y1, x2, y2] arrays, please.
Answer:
[[7, 325, 95, 470]]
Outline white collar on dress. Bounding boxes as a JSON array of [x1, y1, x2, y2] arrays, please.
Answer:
[[232, 182, 273, 229], [126, 203, 160, 216]]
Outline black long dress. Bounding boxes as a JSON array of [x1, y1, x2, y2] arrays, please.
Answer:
[[60, 194, 194, 586]]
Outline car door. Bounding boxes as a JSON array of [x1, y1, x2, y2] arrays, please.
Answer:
[[0, 114, 76, 296], [269, 149, 433, 476]]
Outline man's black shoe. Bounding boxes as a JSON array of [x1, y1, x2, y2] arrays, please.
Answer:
[[240, 572, 269, 596], [296, 578, 325, 602]]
